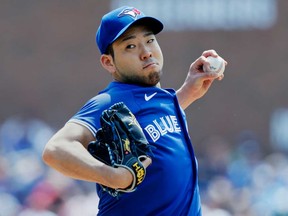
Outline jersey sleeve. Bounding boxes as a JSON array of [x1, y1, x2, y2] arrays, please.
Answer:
[[67, 94, 110, 137]]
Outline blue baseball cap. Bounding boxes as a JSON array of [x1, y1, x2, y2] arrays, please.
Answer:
[[96, 6, 164, 54]]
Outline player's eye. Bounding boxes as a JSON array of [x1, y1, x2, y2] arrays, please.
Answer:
[[147, 38, 154, 43], [126, 44, 136, 49]]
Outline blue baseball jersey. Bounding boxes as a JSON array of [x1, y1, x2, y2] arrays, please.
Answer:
[[69, 81, 201, 216]]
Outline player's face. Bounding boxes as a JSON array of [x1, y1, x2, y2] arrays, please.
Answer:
[[111, 25, 164, 86]]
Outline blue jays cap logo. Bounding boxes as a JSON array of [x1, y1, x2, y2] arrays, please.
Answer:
[[118, 7, 141, 20]]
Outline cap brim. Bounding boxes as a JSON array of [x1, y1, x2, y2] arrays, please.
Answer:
[[111, 17, 163, 46]]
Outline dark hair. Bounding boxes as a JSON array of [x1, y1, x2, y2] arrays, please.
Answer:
[[105, 44, 114, 59]]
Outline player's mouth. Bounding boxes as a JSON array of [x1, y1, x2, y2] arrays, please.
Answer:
[[143, 62, 158, 69]]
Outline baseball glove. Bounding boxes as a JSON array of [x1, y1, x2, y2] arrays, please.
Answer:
[[87, 102, 153, 197]]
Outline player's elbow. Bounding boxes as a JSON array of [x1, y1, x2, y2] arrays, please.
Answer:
[[42, 141, 58, 167]]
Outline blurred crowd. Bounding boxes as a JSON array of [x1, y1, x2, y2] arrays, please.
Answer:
[[198, 132, 288, 216], [0, 116, 288, 216], [0, 116, 99, 216]]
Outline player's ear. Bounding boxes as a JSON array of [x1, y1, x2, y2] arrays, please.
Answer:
[[100, 54, 116, 74]]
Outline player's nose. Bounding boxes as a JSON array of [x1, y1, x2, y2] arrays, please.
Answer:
[[140, 46, 152, 60]]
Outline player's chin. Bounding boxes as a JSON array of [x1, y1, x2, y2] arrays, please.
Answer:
[[146, 72, 161, 86]]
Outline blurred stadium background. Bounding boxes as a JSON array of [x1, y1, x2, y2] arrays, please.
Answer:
[[1, 0, 288, 215]]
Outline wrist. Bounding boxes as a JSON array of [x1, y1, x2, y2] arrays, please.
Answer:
[[103, 165, 133, 189], [114, 166, 133, 189]]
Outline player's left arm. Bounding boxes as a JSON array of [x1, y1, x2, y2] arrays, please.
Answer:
[[176, 50, 227, 110]]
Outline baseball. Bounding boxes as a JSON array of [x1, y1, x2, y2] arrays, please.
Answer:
[[203, 56, 225, 75]]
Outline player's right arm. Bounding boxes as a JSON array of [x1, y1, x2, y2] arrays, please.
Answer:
[[42, 122, 133, 189], [176, 50, 226, 110]]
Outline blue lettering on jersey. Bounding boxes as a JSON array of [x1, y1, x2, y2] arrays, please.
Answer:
[[144, 115, 181, 142]]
